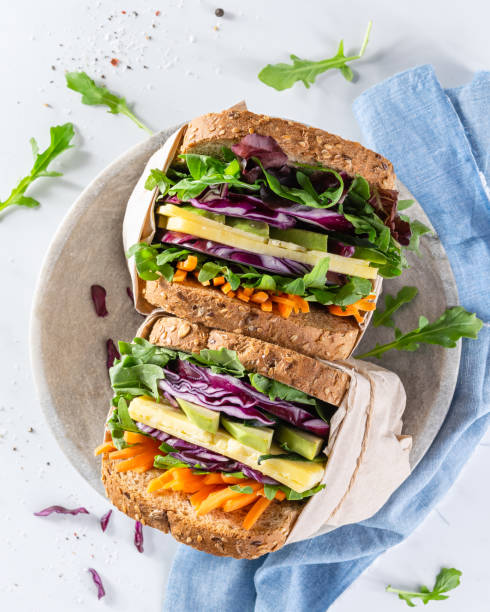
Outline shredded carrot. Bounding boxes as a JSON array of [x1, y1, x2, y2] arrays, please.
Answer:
[[221, 282, 232, 294], [203, 473, 226, 485], [250, 291, 269, 304], [94, 441, 116, 456], [124, 431, 150, 445], [114, 450, 158, 472], [176, 255, 198, 272], [270, 295, 296, 308], [147, 469, 177, 492], [220, 474, 251, 485], [328, 294, 376, 323], [288, 294, 309, 314], [189, 485, 223, 509], [242, 287, 254, 297], [242, 496, 272, 530], [236, 289, 250, 302], [260, 300, 273, 312], [226, 290, 236, 299], [213, 276, 226, 286], [277, 302, 293, 318], [223, 493, 259, 512], [172, 269, 187, 283], [196, 484, 261, 515], [108, 445, 147, 460]]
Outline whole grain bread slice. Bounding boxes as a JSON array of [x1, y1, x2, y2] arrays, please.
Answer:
[[102, 456, 301, 559], [147, 315, 350, 406], [179, 109, 396, 190], [144, 277, 359, 363]]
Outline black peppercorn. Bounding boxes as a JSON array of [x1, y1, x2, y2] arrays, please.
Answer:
[[215, 8, 224, 17]]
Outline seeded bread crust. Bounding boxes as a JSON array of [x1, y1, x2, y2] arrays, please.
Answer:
[[144, 277, 359, 362], [147, 315, 350, 406], [179, 109, 396, 190], [102, 457, 302, 559]]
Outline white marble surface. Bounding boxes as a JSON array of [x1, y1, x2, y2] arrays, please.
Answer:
[[0, 1, 489, 610]]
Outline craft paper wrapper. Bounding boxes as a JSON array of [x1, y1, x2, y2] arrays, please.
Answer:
[[137, 312, 411, 542], [122, 114, 382, 356]]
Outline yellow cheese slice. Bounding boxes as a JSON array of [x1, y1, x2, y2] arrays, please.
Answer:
[[129, 396, 326, 493], [157, 204, 377, 279]]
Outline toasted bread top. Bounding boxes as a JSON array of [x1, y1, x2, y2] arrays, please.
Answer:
[[179, 109, 396, 189]]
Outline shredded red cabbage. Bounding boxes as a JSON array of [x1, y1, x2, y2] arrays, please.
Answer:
[[231, 134, 288, 168], [174, 360, 329, 437], [134, 521, 144, 553], [88, 568, 106, 599], [90, 285, 108, 317], [369, 187, 410, 245], [100, 509, 112, 532], [34, 505, 89, 517], [135, 422, 280, 484], [161, 231, 311, 277], [106, 339, 120, 369]]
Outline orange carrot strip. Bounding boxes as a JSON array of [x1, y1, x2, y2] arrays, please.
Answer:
[[242, 287, 254, 297], [242, 496, 272, 530], [196, 487, 257, 516], [147, 470, 177, 492], [213, 276, 226, 286], [94, 442, 116, 456], [189, 485, 223, 509], [260, 300, 273, 312], [226, 290, 236, 299], [132, 461, 157, 473], [221, 474, 251, 485], [223, 493, 259, 512], [221, 282, 232, 294], [114, 450, 158, 472], [108, 445, 146, 460], [355, 298, 376, 311], [274, 490, 286, 501], [177, 255, 198, 272], [277, 302, 293, 318], [124, 431, 150, 445], [270, 295, 296, 307], [250, 291, 269, 304], [203, 473, 226, 485], [289, 294, 309, 314], [170, 478, 207, 493], [236, 289, 250, 302], [172, 269, 187, 283]]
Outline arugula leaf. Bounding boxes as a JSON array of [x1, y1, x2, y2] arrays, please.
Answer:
[[225, 471, 247, 479], [158, 441, 176, 453], [386, 567, 462, 607], [308, 276, 372, 307], [397, 199, 414, 211], [373, 286, 418, 328], [248, 373, 316, 406], [258, 22, 372, 90], [229, 485, 254, 494], [263, 483, 326, 500], [358, 306, 483, 359], [303, 257, 330, 288], [181, 348, 246, 377], [106, 398, 142, 450], [126, 243, 191, 281], [145, 169, 175, 196], [153, 455, 193, 470], [65, 71, 152, 133], [406, 219, 432, 255], [0, 123, 75, 216]]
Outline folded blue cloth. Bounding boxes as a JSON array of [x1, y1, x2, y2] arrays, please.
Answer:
[[162, 66, 490, 612]]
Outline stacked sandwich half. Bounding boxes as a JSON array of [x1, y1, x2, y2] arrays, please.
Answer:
[[96, 109, 411, 558]]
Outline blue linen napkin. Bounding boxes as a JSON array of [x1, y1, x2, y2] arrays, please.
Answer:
[[162, 65, 490, 612]]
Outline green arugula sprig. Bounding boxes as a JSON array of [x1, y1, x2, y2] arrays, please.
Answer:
[[373, 286, 418, 328], [258, 21, 372, 91], [386, 568, 462, 607], [263, 483, 326, 501], [0, 123, 75, 216], [65, 71, 152, 134], [358, 306, 482, 359]]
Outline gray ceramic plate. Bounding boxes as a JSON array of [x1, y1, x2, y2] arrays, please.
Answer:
[[30, 128, 460, 496]]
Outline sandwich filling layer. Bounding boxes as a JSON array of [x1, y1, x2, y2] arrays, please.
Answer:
[[129, 133, 413, 323]]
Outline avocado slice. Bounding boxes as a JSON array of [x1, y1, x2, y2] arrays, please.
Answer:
[[275, 425, 324, 460], [181, 205, 225, 224], [176, 398, 220, 433], [270, 227, 328, 252], [221, 416, 273, 453], [226, 217, 269, 238]]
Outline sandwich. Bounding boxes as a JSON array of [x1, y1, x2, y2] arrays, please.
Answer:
[[125, 109, 410, 361], [96, 314, 352, 559]]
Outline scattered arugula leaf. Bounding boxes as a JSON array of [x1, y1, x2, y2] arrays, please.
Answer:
[[397, 199, 414, 211], [258, 21, 372, 91], [65, 71, 152, 133], [386, 567, 462, 607], [373, 286, 418, 328], [0, 123, 75, 216], [229, 485, 254, 494], [358, 306, 482, 359]]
